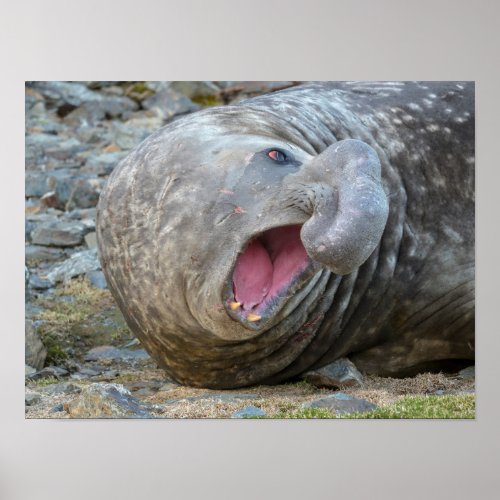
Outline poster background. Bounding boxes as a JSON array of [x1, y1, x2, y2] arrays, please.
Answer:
[[2, 0, 498, 498]]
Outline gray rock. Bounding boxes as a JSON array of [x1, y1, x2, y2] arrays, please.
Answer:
[[43, 382, 82, 395], [303, 358, 364, 388], [109, 122, 153, 150], [84, 232, 97, 248], [26, 366, 69, 381], [28, 274, 54, 290], [45, 248, 100, 283], [169, 81, 220, 99], [86, 270, 107, 289], [64, 383, 152, 418], [303, 393, 378, 415], [30, 220, 87, 247], [25, 220, 35, 242], [51, 403, 65, 413], [231, 405, 266, 418], [25, 170, 50, 198], [67, 207, 97, 220], [47, 170, 102, 210], [458, 365, 475, 380], [84, 345, 150, 362], [25, 393, 42, 406], [82, 152, 126, 176], [25, 364, 37, 376], [25, 319, 47, 370], [142, 88, 200, 119], [25, 245, 65, 264], [32, 81, 138, 118], [70, 367, 101, 380]]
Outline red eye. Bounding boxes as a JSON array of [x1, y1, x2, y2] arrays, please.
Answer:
[[268, 150, 286, 162]]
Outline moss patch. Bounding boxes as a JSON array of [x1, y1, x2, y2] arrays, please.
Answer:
[[34, 277, 130, 362], [344, 394, 475, 419], [191, 95, 223, 107]]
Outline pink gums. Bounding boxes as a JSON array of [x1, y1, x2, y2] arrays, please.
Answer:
[[233, 226, 310, 311]]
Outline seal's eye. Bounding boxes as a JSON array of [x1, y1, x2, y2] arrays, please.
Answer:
[[268, 150, 288, 162]]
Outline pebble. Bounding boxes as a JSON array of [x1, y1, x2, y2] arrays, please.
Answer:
[[84, 345, 150, 362], [86, 270, 107, 289], [231, 406, 266, 418], [25, 393, 42, 406], [25, 319, 47, 370], [26, 366, 69, 381], [30, 220, 87, 247], [458, 366, 475, 380], [43, 382, 82, 395], [45, 248, 101, 283], [64, 383, 152, 418], [25, 245, 65, 264], [142, 88, 200, 119], [303, 358, 364, 388], [303, 393, 378, 415]]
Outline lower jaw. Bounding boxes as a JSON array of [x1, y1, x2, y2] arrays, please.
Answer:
[[224, 262, 323, 331]]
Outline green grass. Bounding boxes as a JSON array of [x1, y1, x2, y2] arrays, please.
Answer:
[[267, 394, 475, 419], [33, 277, 130, 363], [345, 394, 475, 419]]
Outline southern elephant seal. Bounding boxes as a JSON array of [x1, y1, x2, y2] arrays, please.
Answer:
[[96, 81, 475, 389]]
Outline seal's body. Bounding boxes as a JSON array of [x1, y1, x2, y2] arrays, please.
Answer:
[[97, 82, 474, 388]]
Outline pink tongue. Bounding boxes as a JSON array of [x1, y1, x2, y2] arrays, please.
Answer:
[[233, 239, 272, 310]]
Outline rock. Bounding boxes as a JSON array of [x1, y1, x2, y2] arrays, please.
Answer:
[[25, 170, 51, 198], [458, 365, 475, 380], [64, 383, 152, 418], [303, 393, 378, 415], [25, 364, 37, 376], [28, 274, 54, 290], [43, 382, 82, 395], [51, 403, 65, 413], [45, 248, 100, 283], [31, 81, 138, 118], [86, 270, 107, 289], [142, 88, 200, 119], [231, 405, 266, 418], [84, 345, 150, 362], [169, 81, 220, 99], [25, 220, 35, 242], [70, 367, 102, 379], [67, 207, 97, 220], [47, 170, 103, 210], [40, 191, 59, 208], [84, 232, 97, 248], [25, 393, 42, 406], [26, 366, 69, 381], [30, 220, 87, 247], [25, 245, 65, 264], [25, 319, 47, 370], [303, 358, 364, 388], [109, 122, 153, 150], [82, 152, 126, 176]]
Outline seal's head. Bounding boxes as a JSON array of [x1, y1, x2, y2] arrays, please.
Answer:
[[97, 105, 388, 387]]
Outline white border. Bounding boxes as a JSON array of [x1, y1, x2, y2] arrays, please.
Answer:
[[2, 1, 499, 499]]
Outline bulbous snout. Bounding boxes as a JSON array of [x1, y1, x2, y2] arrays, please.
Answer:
[[288, 139, 389, 275]]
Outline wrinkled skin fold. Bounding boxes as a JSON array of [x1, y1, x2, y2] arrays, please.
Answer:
[[97, 82, 475, 388]]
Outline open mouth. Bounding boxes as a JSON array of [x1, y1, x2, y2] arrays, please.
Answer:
[[226, 225, 314, 326]]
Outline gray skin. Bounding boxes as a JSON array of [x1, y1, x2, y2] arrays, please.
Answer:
[[96, 82, 475, 389]]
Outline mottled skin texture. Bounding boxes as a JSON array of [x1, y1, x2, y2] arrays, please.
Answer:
[[97, 82, 475, 389]]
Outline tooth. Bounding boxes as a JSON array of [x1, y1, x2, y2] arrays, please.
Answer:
[[247, 313, 261, 322], [229, 301, 241, 310]]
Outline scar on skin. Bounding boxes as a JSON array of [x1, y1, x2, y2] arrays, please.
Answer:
[[219, 188, 234, 195]]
